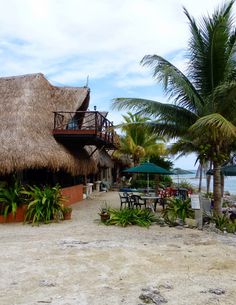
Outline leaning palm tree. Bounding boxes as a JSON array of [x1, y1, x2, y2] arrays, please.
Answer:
[[112, 1, 236, 214]]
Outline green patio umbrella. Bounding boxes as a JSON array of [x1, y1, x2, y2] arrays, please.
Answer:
[[221, 165, 236, 176], [123, 162, 172, 193], [207, 165, 236, 176]]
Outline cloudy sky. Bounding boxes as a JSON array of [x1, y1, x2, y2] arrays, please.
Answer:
[[0, 0, 232, 169]]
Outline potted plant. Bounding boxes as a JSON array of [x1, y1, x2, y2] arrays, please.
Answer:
[[62, 206, 72, 220], [99, 202, 110, 222]]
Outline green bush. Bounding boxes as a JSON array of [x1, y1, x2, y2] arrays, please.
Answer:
[[130, 179, 155, 189], [0, 179, 25, 217], [23, 184, 65, 225], [173, 179, 195, 192], [162, 197, 194, 226], [212, 213, 236, 233], [104, 208, 157, 227], [130, 175, 173, 189], [159, 175, 173, 188]]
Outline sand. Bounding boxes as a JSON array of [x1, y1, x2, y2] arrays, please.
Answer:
[[0, 191, 235, 305]]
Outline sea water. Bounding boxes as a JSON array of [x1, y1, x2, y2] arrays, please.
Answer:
[[171, 172, 236, 195]]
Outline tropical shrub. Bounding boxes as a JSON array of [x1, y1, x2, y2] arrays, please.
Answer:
[[211, 213, 236, 233], [173, 180, 195, 192], [104, 207, 157, 227], [131, 179, 155, 189], [162, 197, 194, 226], [0, 179, 25, 217], [159, 175, 173, 188], [23, 184, 65, 225]]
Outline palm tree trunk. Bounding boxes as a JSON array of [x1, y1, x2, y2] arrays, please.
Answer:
[[221, 174, 224, 198], [206, 161, 212, 193], [213, 162, 222, 215], [198, 163, 203, 192]]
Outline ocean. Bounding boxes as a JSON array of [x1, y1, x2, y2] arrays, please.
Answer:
[[171, 172, 236, 195]]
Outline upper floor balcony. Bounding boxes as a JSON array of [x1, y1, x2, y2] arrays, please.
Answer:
[[52, 111, 119, 149]]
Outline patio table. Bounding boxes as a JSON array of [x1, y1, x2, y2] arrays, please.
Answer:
[[141, 195, 160, 212]]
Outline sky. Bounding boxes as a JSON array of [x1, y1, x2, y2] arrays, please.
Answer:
[[0, 0, 232, 169]]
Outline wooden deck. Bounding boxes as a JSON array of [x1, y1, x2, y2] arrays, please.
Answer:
[[52, 111, 119, 149]]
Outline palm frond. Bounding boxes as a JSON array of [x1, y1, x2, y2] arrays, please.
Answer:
[[169, 139, 196, 155], [112, 98, 158, 113], [113, 98, 198, 127], [186, 0, 236, 96], [189, 113, 236, 141], [212, 81, 236, 124], [141, 55, 204, 112]]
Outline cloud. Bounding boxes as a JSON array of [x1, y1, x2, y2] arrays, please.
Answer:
[[0, 0, 225, 81]]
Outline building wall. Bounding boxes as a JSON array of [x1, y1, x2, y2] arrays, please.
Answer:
[[61, 184, 84, 206]]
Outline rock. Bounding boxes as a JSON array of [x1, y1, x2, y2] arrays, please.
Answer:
[[37, 299, 52, 303], [39, 280, 56, 287], [208, 288, 226, 295], [139, 287, 167, 304], [175, 226, 183, 230], [158, 282, 173, 290]]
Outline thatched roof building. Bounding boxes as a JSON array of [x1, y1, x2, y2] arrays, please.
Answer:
[[0, 73, 97, 175]]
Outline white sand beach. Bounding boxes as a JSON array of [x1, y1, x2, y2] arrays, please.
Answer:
[[0, 191, 235, 305]]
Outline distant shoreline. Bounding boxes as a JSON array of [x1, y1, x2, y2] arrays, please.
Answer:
[[172, 174, 236, 195]]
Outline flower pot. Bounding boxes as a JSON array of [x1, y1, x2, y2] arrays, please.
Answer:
[[0, 205, 27, 223], [100, 213, 110, 222], [63, 211, 72, 220]]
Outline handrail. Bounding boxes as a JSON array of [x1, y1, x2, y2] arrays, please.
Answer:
[[53, 111, 119, 147]]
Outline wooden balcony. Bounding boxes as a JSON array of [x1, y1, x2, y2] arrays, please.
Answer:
[[52, 111, 119, 149]]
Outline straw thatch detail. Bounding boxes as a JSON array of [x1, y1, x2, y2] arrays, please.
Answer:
[[95, 148, 114, 168], [0, 73, 96, 175]]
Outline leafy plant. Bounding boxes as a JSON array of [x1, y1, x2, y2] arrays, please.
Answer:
[[62, 206, 72, 214], [0, 179, 24, 217], [162, 197, 194, 226], [202, 192, 213, 199], [212, 213, 229, 231], [211, 213, 236, 233], [173, 180, 195, 192], [23, 184, 65, 225], [225, 221, 236, 233], [61, 206, 72, 220], [105, 208, 157, 227], [131, 179, 155, 189]]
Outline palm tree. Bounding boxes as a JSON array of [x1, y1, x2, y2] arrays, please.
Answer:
[[170, 137, 215, 192], [112, 1, 236, 214], [114, 112, 166, 165]]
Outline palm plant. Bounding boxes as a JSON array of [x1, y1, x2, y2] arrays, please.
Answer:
[[0, 179, 24, 217], [162, 197, 194, 226], [113, 1, 236, 214], [170, 137, 213, 192], [114, 112, 166, 165], [23, 184, 65, 225]]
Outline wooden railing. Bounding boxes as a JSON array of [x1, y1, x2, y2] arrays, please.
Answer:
[[53, 111, 119, 148]]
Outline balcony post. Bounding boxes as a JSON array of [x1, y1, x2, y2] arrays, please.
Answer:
[[95, 111, 98, 135], [53, 112, 56, 129]]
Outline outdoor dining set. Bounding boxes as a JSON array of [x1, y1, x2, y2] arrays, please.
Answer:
[[119, 187, 190, 211]]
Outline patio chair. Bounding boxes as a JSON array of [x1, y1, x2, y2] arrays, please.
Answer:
[[119, 192, 131, 209], [129, 194, 146, 209]]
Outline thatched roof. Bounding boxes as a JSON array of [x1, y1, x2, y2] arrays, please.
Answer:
[[0, 73, 97, 175], [96, 148, 114, 168]]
